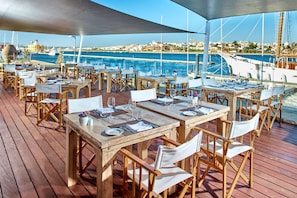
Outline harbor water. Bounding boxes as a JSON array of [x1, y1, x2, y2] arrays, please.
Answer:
[[29, 51, 297, 112]]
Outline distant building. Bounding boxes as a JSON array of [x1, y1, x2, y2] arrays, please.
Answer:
[[27, 40, 44, 54]]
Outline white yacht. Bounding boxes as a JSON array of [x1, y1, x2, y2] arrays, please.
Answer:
[[48, 47, 59, 56]]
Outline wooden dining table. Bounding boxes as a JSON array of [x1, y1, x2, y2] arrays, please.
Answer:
[[19, 78, 91, 100], [137, 99, 230, 143], [137, 99, 229, 171], [64, 106, 179, 198], [201, 83, 263, 121], [60, 79, 92, 99]]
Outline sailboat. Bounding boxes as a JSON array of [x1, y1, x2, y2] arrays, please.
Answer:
[[222, 12, 297, 84]]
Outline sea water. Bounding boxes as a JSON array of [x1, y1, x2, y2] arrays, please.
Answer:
[[30, 51, 297, 108], [31, 51, 231, 76]]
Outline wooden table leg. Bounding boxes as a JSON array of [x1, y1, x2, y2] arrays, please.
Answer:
[[96, 149, 116, 198], [98, 73, 103, 90], [66, 126, 78, 186], [106, 74, 112, 93]]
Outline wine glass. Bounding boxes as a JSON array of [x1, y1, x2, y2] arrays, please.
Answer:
[[128, 99, 137, 120], [107, 97, 115, 119], [169, 89, 176, 107]]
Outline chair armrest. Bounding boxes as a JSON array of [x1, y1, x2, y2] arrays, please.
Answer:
[[120, 148, 161, 176], [220, 119, 232, 125], [193, 127, 231, 142], [160, 135, 181, 147]]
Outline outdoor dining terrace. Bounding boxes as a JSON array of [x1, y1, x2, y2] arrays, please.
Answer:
[[1, 69, 297, 197]]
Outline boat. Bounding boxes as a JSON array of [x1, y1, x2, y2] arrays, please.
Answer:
[[48, 47, 59, 56], [222, 12, 297, 84]]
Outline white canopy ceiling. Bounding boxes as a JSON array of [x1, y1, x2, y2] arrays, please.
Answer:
[[0, 0, 191, 35], [172, 0, 297, 20]]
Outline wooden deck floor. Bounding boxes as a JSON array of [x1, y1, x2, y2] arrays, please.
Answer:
[[1, 81, 297, 198]]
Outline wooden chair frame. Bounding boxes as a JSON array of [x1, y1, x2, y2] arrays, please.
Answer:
[[270, 86, 285, 129], [238, 89, 272, 133], [197, 114, 259, 198], [36, 84, 68, 126], [67, 95, 103, 175], [121, 132, 202, 198]]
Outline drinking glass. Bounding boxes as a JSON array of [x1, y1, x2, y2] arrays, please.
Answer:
[[107, 97, 115, 119], [128, 99, 137, 120], [169, 89, 176, 107]]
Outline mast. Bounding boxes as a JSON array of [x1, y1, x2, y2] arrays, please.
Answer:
[[276, 12, 284, 68]]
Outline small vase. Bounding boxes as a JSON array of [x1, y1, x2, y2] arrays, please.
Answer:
[[79, 116, 88, 126], [192, 97, 198, 105]]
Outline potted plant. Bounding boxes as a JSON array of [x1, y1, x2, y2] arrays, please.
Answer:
[[79, 112, 88, 126]]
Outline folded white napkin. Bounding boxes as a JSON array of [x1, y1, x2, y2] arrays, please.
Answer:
[[196, 107, 214, 115], [97, 107, 114, 114], [157, 97, 173, 103], [128, 121, 153, 132]]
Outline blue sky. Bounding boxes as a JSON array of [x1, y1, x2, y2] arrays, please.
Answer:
[[1, 0, 297, 48]]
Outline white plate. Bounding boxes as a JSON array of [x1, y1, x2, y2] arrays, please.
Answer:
[[47, 79, 57, 84], [105, 128, 124, 136], [182, 111, 197, 116]]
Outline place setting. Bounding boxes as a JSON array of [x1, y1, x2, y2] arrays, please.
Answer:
[[180, 96, 216, 116], [106, 119, 159, 135]]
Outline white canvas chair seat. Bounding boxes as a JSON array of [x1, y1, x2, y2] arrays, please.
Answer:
[[197, 114, 259, 198], [130, 88, 157, 102], [36, 83, 68, 127], [202, 139, 253, 160], [121, 131, 203, 198], [67, 95, 103, 175], [127, 163, 193, 195]]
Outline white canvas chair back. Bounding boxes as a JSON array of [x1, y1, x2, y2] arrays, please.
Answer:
[[130, 88, 157, 102], [260, 89, 273, 101], [68, 95, 103, 113], [23, 73, 36, 86], [15, 69, 27, 76], [272, 86, 285, 97], [154, 132, 203, 170], [36, 84, 62, 94], [229, 113, 259, 139], [4, 64, 16, 72], [188, 78, 202, 88]]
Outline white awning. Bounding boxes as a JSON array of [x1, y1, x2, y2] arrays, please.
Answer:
[[172, 0, 297, 20], [0, 0, 192, 35]]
